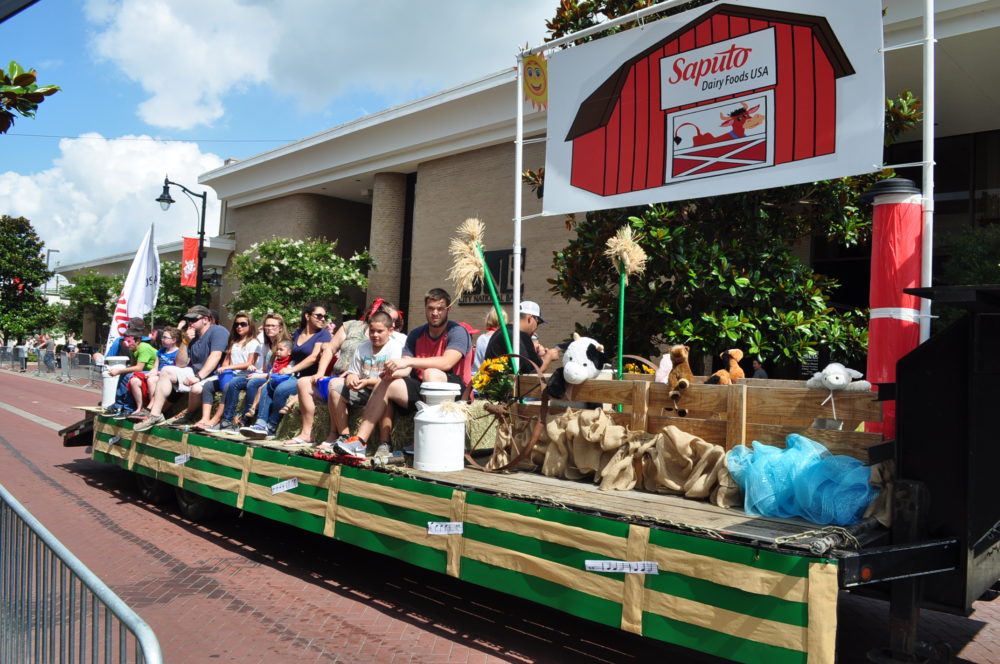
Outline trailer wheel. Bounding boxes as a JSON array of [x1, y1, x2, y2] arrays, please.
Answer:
[[135, 473, 172, 505], [174, 487, 221, 521]]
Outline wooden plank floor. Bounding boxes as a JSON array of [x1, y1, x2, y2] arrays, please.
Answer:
[[406, 465, 826, 550]]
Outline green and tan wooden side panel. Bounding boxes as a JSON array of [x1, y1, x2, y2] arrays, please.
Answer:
[[93, 417, 838, 664]]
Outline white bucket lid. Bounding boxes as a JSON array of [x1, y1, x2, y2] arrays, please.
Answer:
[[419, 382, 462, 395]]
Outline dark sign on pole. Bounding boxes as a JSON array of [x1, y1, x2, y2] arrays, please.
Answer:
[[458, 249, 525, 305]]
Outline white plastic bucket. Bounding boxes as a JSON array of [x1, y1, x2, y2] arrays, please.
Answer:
[[413, 402, 467, 472], [419, 381, 462, 406], [101, 356, 130, 408]]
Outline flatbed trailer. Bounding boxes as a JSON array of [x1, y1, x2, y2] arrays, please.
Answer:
[[86, 286, 999, 664]]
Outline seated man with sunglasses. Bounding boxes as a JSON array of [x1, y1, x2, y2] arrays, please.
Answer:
[[135, 305, 230, 432]]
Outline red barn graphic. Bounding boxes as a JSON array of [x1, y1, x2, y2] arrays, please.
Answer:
[[565, 3, 854, 196]]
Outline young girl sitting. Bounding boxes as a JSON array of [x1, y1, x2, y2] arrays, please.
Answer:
[[240, 340, 292, 436], [312, 311, 402, 451]]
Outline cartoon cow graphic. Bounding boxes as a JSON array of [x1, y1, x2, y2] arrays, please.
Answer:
[[672, 102, 764, 148]]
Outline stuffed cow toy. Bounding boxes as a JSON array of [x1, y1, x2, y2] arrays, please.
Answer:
[[547, 333, 606, 399]]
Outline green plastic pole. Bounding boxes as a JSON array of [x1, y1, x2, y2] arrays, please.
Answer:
[[475, 244, 515, 371], [617, 267, 625, 412]]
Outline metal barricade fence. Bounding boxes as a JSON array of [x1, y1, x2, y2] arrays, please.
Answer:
[[61, 352, 102, 387], [0, 483, 163, 664], [0, 347, 11, 371]]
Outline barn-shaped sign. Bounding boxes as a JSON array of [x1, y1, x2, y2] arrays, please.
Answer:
[[564, 3, 855, 197]]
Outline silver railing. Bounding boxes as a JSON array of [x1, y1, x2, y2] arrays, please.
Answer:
[[0, 483, 163, 664]]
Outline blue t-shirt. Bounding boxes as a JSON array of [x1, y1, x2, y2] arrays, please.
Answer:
[[290, 327, 332, 377], [188, 325, 230, 373], [157, 347, 179, 368]]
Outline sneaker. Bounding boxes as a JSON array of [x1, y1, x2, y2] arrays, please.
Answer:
[[240, 424, 269, 440], [374, 442, 392, 458], [334, 436, 367, 458], [202, 420, 231, 433], [103, 406, 123, 416], [128, 408, 151, 421], [113, 409, 134, 420], [133, 414, 165, 432], [167, 412, 197, 427]]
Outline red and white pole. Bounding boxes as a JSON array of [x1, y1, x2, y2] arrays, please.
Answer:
[[863, 178, 923, 440]]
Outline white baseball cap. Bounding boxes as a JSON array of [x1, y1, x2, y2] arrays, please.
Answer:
[[519, 301, 545, 323]]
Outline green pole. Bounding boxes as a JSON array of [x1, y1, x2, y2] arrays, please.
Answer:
[[617, 268, 626, 380], [475, 244, 516, 372]]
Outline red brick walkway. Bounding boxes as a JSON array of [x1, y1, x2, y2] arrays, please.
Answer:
[[1, 369, 997, 663]]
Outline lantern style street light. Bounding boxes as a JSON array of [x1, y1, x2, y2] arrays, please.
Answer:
[[155, 176, 208, 303]]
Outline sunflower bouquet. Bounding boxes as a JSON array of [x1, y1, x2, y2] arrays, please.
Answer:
[[623, 362, 655, 375], [472, 356, 515, 401]]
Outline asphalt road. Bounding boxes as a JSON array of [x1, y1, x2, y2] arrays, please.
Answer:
[[0, 369, 996, 663]]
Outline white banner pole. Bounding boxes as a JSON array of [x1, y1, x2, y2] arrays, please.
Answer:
[[512, 53, 524, 368], [920, 0, 936, 343]]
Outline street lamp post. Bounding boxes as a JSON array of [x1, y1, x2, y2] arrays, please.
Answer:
[[155, 176, 208, 304], [46, 248, 60, 295]]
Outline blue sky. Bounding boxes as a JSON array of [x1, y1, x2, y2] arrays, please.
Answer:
[[1, 0, 553, 267]]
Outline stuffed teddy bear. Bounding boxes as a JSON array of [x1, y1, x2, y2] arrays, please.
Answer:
[[546, 333, 607, 399], [705, 348, 745, 385], [805, 362, 872, 392], [666, 344, 694, 416]]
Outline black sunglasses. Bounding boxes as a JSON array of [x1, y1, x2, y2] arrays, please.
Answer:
[[235, 321, 249, 327], [311, 312, 327, 320]]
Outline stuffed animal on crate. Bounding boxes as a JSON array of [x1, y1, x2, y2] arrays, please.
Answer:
[[546, 333, 606, 399], [805, 362, 873, 422], [666, 345, 694, 417], [805, 362, 872, 392], [705, 348, 745, 385]]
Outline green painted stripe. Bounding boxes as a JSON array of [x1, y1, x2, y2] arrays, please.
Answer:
[[648, 528, 823, 577], [341, 465, 455, 500], [460, 558, 622, 628], [463, 522, 622, 577], [131, 441, 178, 464], [150, 426, 186, 442], [337, 492, 449, 529], [464, 490, 630, 538], [645, 572, 807, 627], [241, 496, 326, 534], [642, 612, 806, 664], [246, 472, 328, 501], [180, 478, 239, 509], [334, 521, 447, 573], [281, 451, 338, 473], [185, 432, 247, 456], [93, 450, 125, 467], [185, 456, 242, 480], [250, 446, 330, 474]]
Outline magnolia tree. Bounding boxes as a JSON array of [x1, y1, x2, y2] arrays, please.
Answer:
[[1, 61, 60, 134], [228, 237, 375, 326]]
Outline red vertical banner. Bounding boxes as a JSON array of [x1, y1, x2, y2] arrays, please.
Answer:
[[180, 237, 199, 288], [864, 179, 923, 440]]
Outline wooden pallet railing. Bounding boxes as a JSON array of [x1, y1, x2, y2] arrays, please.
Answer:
[[513, 375, 883, 462]]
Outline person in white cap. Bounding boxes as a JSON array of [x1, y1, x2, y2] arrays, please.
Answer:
[[483, 300, 560, 372]]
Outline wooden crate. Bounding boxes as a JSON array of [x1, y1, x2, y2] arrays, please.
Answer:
[[514, 376, 883, 462]]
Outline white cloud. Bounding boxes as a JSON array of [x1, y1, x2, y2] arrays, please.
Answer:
[[87, 0, 277, 129], [0, 134, 223, 266], [86, 0, 553, 128]]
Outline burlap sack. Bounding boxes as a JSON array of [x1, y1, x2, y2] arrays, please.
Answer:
[[485, 413, 540, 472]]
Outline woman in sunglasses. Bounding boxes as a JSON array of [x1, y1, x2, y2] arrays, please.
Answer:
[[240, 302, 332, 439], [193, 312, 260, 431]]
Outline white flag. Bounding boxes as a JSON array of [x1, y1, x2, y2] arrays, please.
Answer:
[[104, 225, 161, 355]]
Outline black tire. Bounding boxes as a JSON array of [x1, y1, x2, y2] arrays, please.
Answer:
[[174, 487, 222, 521], [135, 473, 172, 504]]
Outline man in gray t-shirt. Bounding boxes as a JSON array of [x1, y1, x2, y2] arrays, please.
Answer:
[[134, 306, 230, 432]]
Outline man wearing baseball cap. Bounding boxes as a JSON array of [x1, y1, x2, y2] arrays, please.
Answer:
[[483, 300, 560, 373], [135, 305, 230, 432]]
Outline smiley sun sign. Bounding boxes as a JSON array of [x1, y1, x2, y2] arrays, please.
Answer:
[[522, 53, 548, 111]]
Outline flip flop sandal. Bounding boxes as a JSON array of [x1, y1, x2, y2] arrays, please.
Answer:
[[282, 437, 311, 447]]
